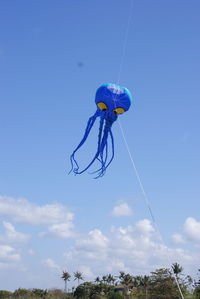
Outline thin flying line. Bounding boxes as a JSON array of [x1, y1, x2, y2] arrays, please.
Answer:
[[117, 119, 184, 299], [116, 0, 134, 86]]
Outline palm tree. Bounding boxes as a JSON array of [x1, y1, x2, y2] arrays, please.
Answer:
[[139, 275, 150, 299], [172, 263, 183, 280], [111, 275, 116, 286], [61, 270, 71, 292], [133, 275, 142, 287], [119, 271, 125, 282], [105, 274, 115, 285], [74, 271, 84, 286], [121, 273, 133, 286], [95, 276, 101, 284], [102, 275, 107, 284]]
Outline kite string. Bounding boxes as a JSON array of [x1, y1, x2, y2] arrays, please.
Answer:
[[116, 0, 134, 86], [117, 120, 184, 299], [115, 1, 184, 298]]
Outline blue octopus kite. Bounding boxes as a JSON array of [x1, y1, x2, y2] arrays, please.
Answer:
[[70, 83, 132, 178]]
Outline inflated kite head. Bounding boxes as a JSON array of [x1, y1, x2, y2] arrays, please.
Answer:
[[95, 83, 132, 122]]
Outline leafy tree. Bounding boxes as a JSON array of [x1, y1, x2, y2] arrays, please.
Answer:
[[96, 283, 114, 297], [74, 281, 113, 298], [48, 288, 66, 299], [74, 282, 94, 298], [0, 290, 12, 298], [148, 268, 181, 299], [74, 271, 84, 286], [194, 286, 200, 299], [31, 288, 47, 298], [90, 294, 102, 299], [107, 290, 123, 299], [194, 269, 200, 299], [13, 288, 31, 298]]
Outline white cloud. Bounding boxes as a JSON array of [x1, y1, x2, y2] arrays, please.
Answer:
[[0, 221, 30, 243], [75, 229, 109, 260], [134, 219, 154, 235], [111, 202, 133, 217], [0, 196, 73, 225], [183, 217, 200, 242], [0, 196, 74, 239], [172, 233, 185, 245], [39, 222, 74, 239], [0, 245, 20, 263], [64, 219, 193, 279], [76, 229, 109, 250], [27, 249, 35, 255], [43, 258, 61, 272]]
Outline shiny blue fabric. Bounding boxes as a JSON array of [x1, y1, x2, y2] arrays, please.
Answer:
[[69, 83, 132, 178]]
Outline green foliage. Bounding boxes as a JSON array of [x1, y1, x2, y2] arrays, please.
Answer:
[[48, 288, 66, 298], [31, 289, 47, 298], [106, 291, 123, 299], [74, 281, 115, 298], [13, 288, 32, 298], [74, 282, 93, 298], [194, 286, 200, 299], [0, 290, 12, 298], [148, 268, 182, 299], [118, 273, 133, 286]]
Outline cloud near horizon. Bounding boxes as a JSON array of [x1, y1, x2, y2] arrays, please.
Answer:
[[0, 195, 200, 289], [63, 218, 195, 281]]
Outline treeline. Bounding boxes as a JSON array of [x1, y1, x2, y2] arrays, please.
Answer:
[[1, 264, 200, 299]]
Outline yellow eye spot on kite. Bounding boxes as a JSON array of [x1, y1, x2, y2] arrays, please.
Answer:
[[97, 102, 108, 111], [113, 107, 126, 114]]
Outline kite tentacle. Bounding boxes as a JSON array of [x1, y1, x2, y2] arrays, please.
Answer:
[[90, 139, 108, 176], [73, 114, 105, 175], [93, 119, 113, 178], [98, 123, 110, 176], [94, 126, 115, 178], [104, 127, 115, 170], [69, 111, 99, 174]]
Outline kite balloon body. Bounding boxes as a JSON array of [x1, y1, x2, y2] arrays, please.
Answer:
[[70, 83, 132, 178]]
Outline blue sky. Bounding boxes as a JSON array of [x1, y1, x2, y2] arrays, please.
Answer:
[[0, 0, 200, 291]]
